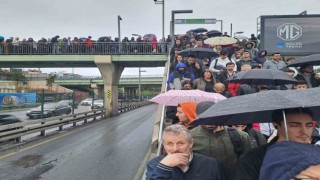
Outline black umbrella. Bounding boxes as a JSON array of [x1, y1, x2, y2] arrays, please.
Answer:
[[190, 88, 320, 126], [189, 28, 208, 34], [228, 69, 298, 85], [287, 54, 320, 67], [206, 30, 222, 38], [143, 34, 157, 41], [179, 48, 219, 59]]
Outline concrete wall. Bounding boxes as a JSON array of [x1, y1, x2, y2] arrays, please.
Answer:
[[27, 81, 73, 93]]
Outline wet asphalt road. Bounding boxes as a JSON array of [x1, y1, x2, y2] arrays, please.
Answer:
[[0, 105, 92, 121], [0, 104, 157, 180]]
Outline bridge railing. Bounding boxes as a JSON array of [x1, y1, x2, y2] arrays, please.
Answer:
[[0, 42, 170, 55]]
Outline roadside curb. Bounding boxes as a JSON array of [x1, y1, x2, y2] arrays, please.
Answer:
[[0, 108, 33, 113]]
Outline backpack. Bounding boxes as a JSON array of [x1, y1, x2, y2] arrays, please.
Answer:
[[248, 128, 261, 146], [227, 127, 244, 159], [213, 58, 232, 70]]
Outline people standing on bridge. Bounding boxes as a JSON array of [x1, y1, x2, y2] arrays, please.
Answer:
[[295, 64, 320, 88], [167, 62, 195, 90], [146, 124, 226, 180], [170, 39, 184, 62], [213, 83, 232, 98], [193, 69, 216, 92], [234, 108, 316, 180], [217, 62, 236, 90], [292, 79, 309, 90], [262, 52, 286, 70], [232, 124, 266, 148], [209, 49, 237, 75], [253, 50, 267, 68], [244, 41, 257, 59], [236, 50, 259, 72], [176, 102, 197, 129], [170, 55, 184, 73], [191, 101, 253, 180], [185, 55, 202, 79], [84, 36, 93, 53], [51, 35, 59, 54], [228, 64, 253, 96]]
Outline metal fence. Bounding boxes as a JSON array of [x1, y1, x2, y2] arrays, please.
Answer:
[[0, 42, 170, 55]]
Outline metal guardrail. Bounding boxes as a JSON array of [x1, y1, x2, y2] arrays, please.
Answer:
[[0, 42, 170, 55], [0, 102, 151, 144]]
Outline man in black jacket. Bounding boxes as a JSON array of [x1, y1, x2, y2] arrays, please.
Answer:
[[146, 124, 226, 180]]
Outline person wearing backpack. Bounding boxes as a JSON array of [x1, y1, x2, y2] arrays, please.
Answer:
[[232, 124, 266, 148], [209, 49, 237, 75], [191, 101, 253, 180]]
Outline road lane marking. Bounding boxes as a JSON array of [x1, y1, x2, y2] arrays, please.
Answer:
[[0, 123, 99, 160]]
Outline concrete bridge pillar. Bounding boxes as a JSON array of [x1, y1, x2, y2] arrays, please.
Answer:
[[94, 55, 124, 117]]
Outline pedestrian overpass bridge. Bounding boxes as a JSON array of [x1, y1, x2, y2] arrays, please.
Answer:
[[0, 47, 169, 117]]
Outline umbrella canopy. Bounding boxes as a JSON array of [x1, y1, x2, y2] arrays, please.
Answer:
[[287, 54, 320, 67], [206, 30, 222, 38], [178, 48, 219, 59], [191, 88, 320, 126], [143, 34, 157, 41], [234, 35, 248, 40], [149, 89, 226, 106], [204, 36, 238, 46], [228, 69, 298, 85], [187, 28, 208, 34]]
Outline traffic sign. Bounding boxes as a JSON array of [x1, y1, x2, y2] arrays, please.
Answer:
[[175, 18, 216, 24]]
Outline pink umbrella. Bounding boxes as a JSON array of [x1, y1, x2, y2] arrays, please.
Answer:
[[150, 89, 226, 106]]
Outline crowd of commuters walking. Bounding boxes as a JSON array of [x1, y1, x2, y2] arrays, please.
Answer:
[[147, 30, 320, 180], [0, 35, 170, 55]]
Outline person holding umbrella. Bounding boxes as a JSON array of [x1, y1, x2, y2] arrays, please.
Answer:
[[234, 108, 317, 180], [191, 101, 253, 180]]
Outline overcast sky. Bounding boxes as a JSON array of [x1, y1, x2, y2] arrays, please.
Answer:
[[1, 0, 319, 76]]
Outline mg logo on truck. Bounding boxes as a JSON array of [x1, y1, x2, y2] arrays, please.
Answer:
[[277, 23, 302, 41]]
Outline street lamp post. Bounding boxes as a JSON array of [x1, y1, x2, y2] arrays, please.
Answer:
[[118, 15, 122, 53], [154, 0, 165, 39], [234, 31, 244, 38], [171, 10, 193, 46], [138, 67, 146, 103]]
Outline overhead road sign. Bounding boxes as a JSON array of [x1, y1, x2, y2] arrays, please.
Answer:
[[175, 18, 216, 24]]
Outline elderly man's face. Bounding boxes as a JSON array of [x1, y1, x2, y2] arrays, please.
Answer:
[[214, 84, 225, 94], [163, 133, 193, 155], [275, 113, 314, 144]]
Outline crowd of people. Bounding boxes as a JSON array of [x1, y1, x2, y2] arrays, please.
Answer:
[[146, 32, 320, 180], [0, 35, 170, 55]]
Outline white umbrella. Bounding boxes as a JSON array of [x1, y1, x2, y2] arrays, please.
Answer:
[[204, 36, 238, 46]]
